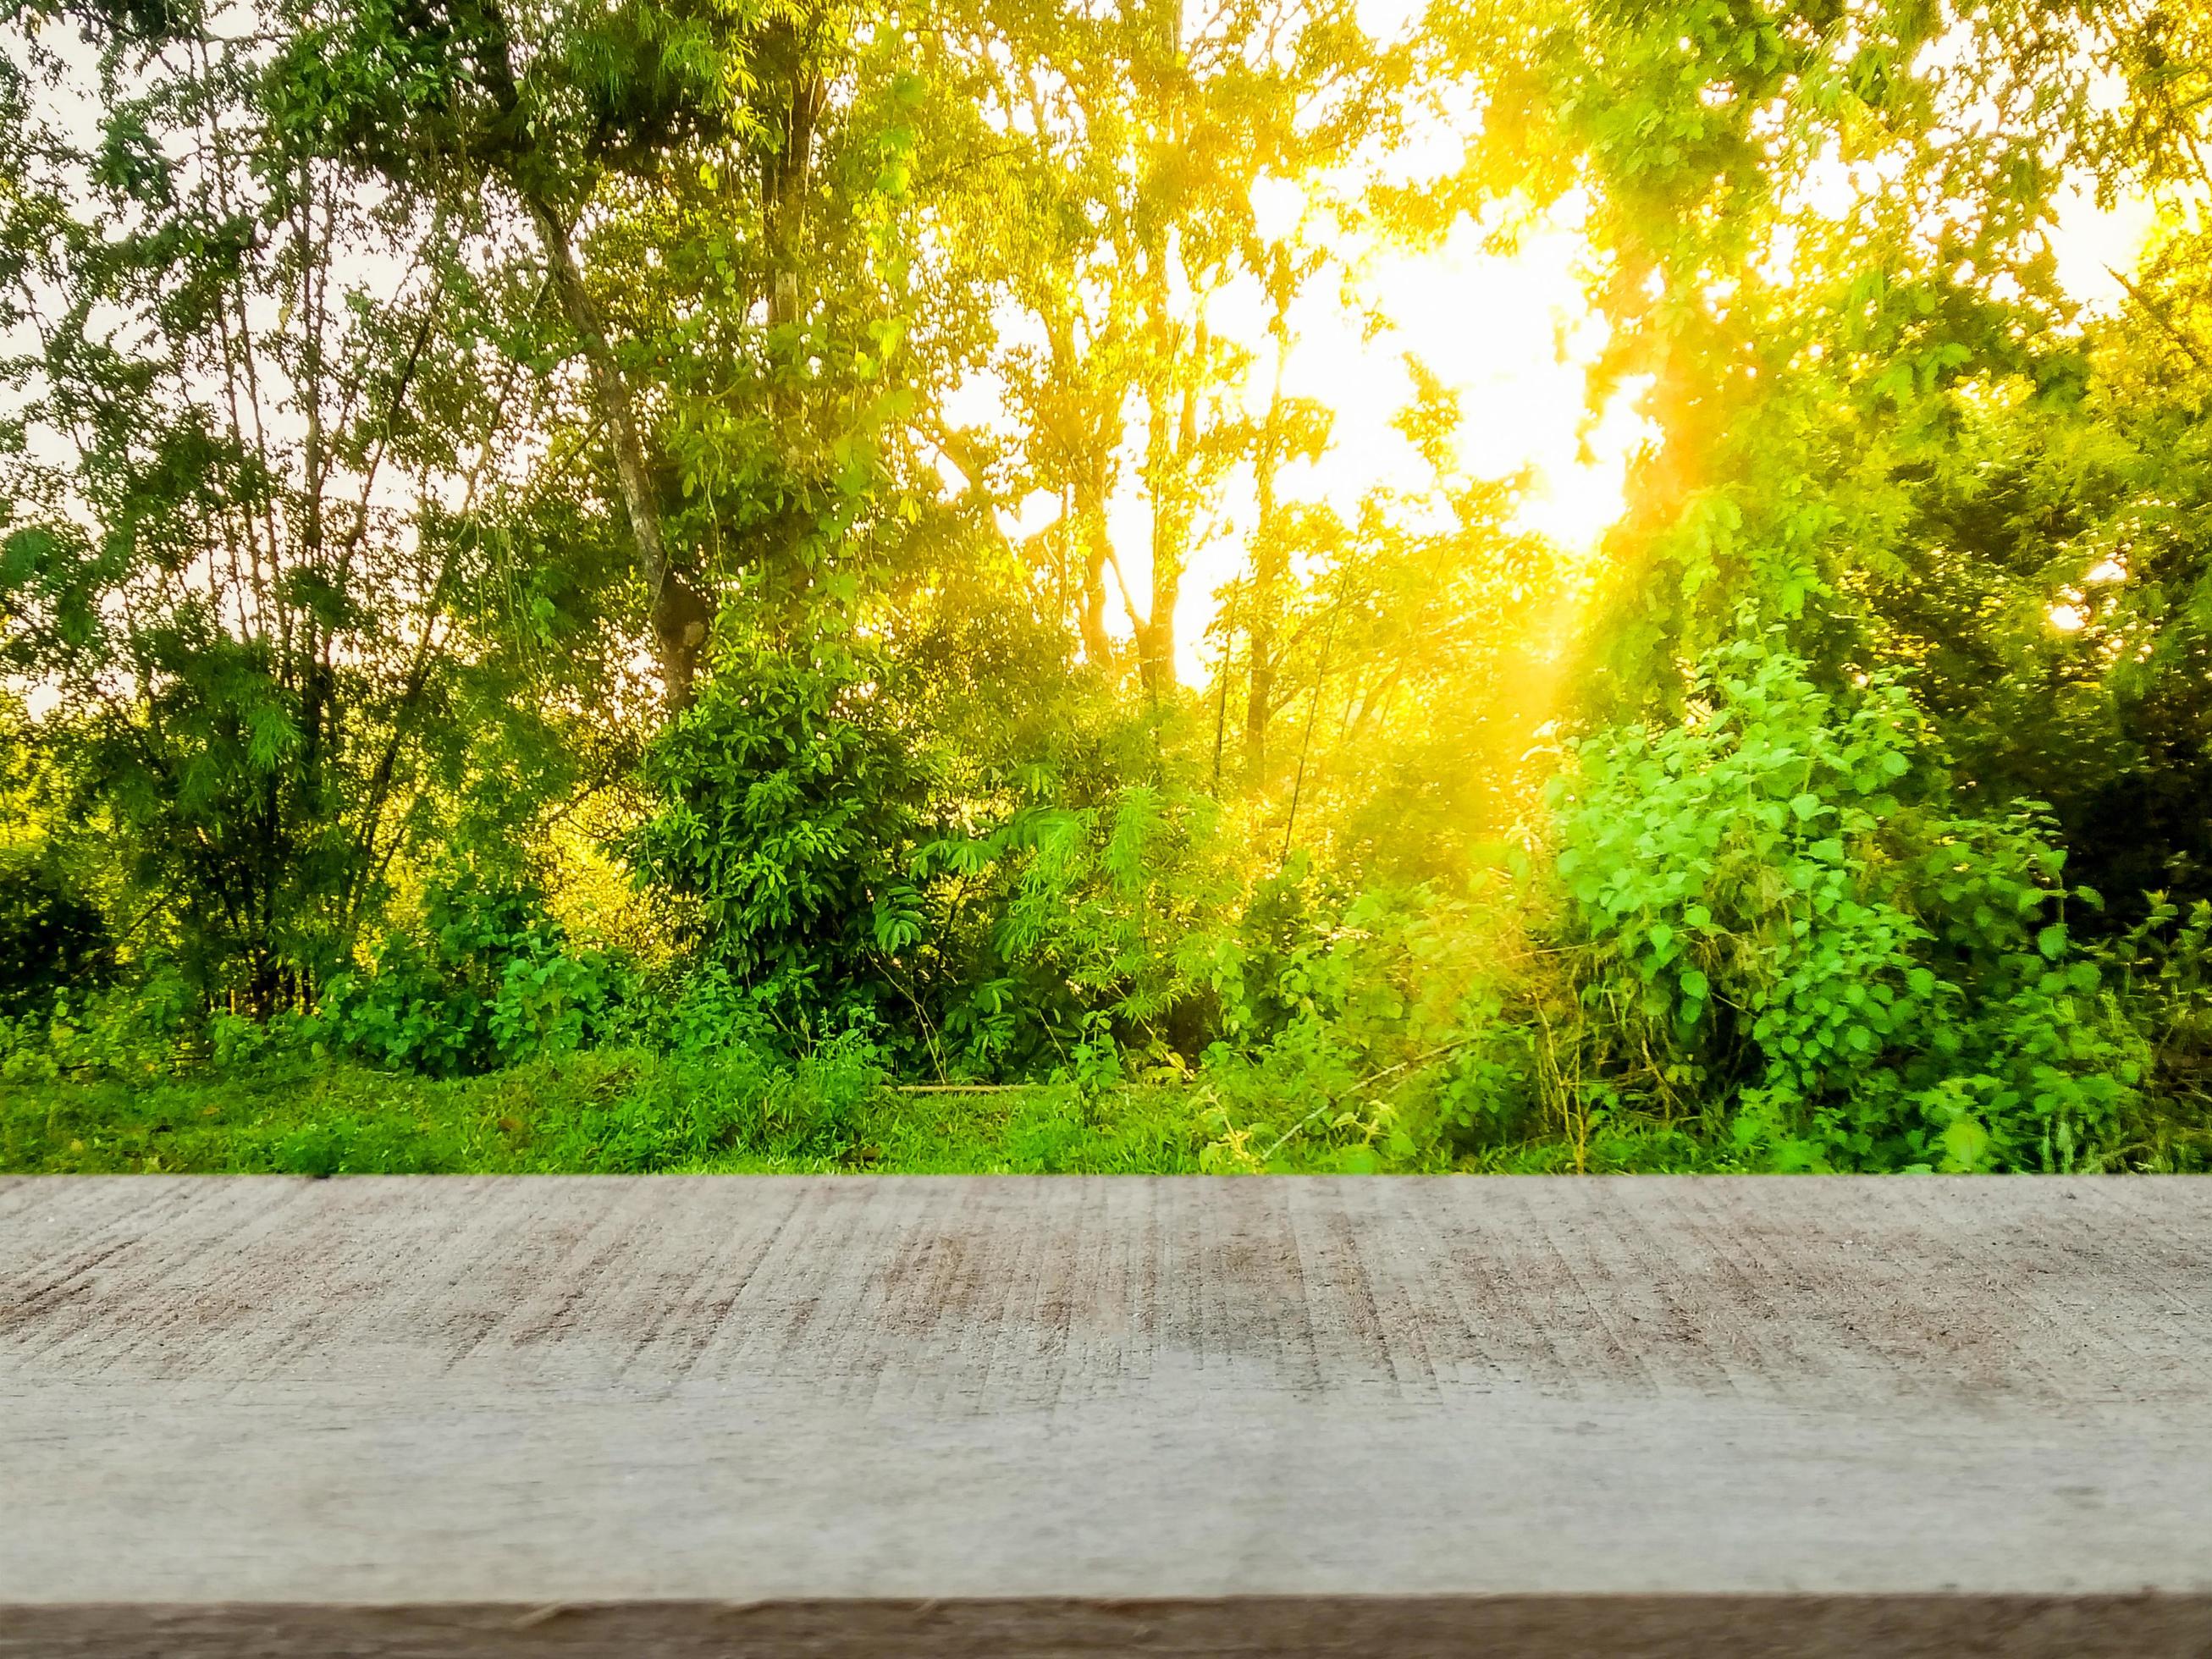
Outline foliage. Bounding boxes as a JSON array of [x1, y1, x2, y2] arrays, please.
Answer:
[[0, 971, 199, 1085], [8, 0, 2212, 1176], [2099, 893, 2212, 1165], [323, 868, 623, 1076], [0, 0, 617, 1009], [0, 850, 113, 1017], [627, 628, 930, 1021], [1542, 637, 2138, 1171], [912, 776, 1242, 1077]]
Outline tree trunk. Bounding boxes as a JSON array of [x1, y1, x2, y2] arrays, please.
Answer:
[[1244, 428, 1283, 774], [1244, 540, 1280, 776], [760, 18, 825, 335], [1076, 463, 1115, 667], [1133, 14, 1193, 703], [456, 0, 707, 714], [1137, 526, 1182, 697], [1244, 331, 1292, 775], [523, 196, 709, 714], [1134, 328, 1199, 702]]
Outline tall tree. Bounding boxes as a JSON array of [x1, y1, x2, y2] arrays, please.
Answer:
[[918, 0, 1388, 692], [277, 0, 803, 710], [0, 0, 604, 1000]]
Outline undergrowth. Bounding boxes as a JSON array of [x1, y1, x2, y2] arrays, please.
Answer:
[[7, 642, 2210, 1177]]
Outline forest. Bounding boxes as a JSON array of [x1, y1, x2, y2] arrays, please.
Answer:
[[3, 0, 2212, 1175]]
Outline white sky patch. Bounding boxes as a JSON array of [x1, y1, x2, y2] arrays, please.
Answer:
[[2050, 186, 2161, 316], [1128, 204, 1652, 685]]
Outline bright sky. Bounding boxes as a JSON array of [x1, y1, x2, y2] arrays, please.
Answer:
[[970, 193, 1658, 686], [1150, 205, 1649, 684], [966, 0, 2169, 686], [1125, 0, 1652, 683], [1045, 174, 2160, 686]]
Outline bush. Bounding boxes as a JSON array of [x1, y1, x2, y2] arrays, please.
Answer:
[[0, 852, 113, 1019], [0, 969, 199, 1083], [626, 632, 930, 1023], [323, 867, 621, 1076], [918, 781, 1241, 1075], [1538, 637, 2141, 1170], [1187, 877, 1509, 1171], [1184, 638, 2153, 1175], [629, 626, 1252, 1079]]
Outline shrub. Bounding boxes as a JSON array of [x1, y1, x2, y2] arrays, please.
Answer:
[[918, 781, 1240, 1074], [0, 969, 198, 1083], [1541, 636, 2140, 1170], [323, 867, 620, 1076], [0, 852, 113, 1019], [626, 633, 930, 1025]]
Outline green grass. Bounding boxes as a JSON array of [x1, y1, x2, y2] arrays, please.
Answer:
[[0, 1050, 1216, 1176], [0, 1049, 1770, 1175], [20, 1046, 2196, 1176]]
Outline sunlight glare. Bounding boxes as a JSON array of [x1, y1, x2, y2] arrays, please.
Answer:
[[1151, 207, 1652, 685]]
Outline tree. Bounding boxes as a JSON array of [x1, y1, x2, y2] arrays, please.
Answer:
[[917, 0, 1391, 694], [1, 0, 603, 1004], [272, 0, 783, 711]]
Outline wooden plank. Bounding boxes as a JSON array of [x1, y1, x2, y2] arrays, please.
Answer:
[[2, 1176, 2209, 1656]]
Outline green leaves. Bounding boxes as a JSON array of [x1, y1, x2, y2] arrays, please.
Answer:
[[627, 628, 933, 1008], [326, 870, 618, 1077], [0, 527, 57, 595], [1547, 635, 2138, 1171]]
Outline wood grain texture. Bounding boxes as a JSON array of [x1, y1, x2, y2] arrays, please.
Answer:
[[7, 1597, 2212, 1659], [2, 1176, 2209, 1653]]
